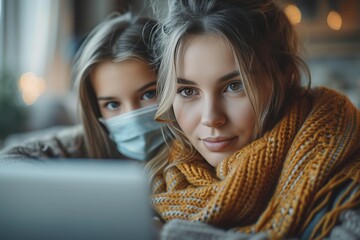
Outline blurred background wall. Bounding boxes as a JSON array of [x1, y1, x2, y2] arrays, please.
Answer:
[[0, 0, 359, 148]]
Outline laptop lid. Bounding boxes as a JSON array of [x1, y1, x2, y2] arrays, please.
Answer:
[[0, 160, 155, 240]]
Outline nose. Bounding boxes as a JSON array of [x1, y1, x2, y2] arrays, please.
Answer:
[[201, 97, 226, 128], [122, 101, 141, 114]]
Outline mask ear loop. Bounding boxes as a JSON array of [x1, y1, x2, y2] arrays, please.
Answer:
[[98, 117, 105, 124], [98, 118, 111, 134]]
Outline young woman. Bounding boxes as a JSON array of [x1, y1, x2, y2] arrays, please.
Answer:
[[149, 0, 360, 239], [0, 12, 167, 164]]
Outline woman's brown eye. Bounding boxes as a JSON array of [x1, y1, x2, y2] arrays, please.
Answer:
[[184, 88, 193, 96], [178, 87, 195, 97], [225, 81, 243, 92]]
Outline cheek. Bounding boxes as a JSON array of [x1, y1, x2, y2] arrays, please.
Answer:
[[98, 107, 107, 119], [141, 99, 157, 108], [99, 109, 106, 118], [228, 99, 255, 134], [100, 110, 117, 120], [173, 98, 200, 134]]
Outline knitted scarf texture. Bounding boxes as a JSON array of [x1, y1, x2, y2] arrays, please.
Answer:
[[151, 87, 360, 239]]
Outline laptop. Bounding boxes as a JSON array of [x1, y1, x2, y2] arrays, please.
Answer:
[[0, 160, 155, 240]]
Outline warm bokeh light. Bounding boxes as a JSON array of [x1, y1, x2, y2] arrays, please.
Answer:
[[327, 11, 342, 30], [284, 4, 302, 25], [18, 72, 47, 105]]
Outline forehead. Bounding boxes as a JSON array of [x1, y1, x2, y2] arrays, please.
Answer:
[[177, 34, 237, 81], [90, 59, 156, 96]]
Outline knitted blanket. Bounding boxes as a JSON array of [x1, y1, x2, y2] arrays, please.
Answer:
[[152, 87, 360, 239]]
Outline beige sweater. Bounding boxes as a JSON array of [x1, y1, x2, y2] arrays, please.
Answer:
[[0, 125, 87, 165]]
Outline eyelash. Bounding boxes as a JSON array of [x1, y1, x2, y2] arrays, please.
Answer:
[[104, 101, 120, 111], [142, 89, 157, 101], [177, 80, 244, 97], [224, 80, 244, 93], [177, 87, 199, 98]]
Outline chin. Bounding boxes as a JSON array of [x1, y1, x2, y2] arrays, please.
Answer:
[[205, 154, 228, 168], [206, 157, 224, 168]]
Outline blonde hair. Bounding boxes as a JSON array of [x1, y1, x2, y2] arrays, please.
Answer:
[[148, 0, 311, 176], [73, 12, 158, 159]]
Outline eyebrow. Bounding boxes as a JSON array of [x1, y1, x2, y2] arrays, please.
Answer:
[[177, 70, 240, 85], [97, 96, 116, 101], [218, 70, 240, 82], [97, 80, 157, 101], [137, 80, 157, 93]]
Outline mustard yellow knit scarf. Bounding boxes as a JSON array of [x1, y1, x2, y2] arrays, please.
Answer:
[[152, 87, 360, 239]]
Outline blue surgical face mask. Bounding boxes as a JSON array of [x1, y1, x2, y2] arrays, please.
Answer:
[[99, 105, 165, 161]]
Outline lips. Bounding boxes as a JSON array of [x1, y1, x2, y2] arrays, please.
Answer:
[[202, 136, 238, 152]]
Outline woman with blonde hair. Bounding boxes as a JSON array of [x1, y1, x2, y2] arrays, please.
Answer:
[[0, 12, 167, 164], [149, 0, 360, 239]]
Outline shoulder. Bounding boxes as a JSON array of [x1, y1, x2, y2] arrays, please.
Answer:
[[328, 207, 360, 240], [301, 180, 360, 239], [0, 125, 87, 163], [161, 219, 269, 240]]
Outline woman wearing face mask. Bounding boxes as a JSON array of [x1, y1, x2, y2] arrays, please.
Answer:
[[0, 12, 166, 164], [148, 0, 360, 239]]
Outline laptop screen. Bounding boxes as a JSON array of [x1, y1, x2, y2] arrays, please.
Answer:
[[0, 160, 155, 240]]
